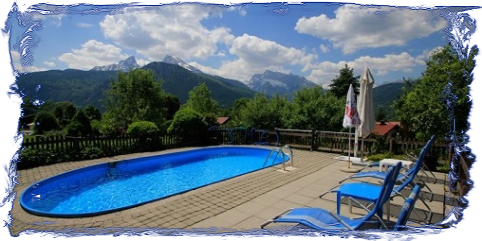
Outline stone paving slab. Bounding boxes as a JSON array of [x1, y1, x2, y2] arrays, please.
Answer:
[[7, 146, 451, 237]]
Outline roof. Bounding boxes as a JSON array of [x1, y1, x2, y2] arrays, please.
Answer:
[[216, 117, 230, 125], [373, 121, 400, 136]]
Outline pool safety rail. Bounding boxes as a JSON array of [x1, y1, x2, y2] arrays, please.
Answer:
[[264, 145, 294, 171]]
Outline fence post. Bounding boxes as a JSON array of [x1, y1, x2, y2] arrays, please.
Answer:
[[310, 129, 315, 151]]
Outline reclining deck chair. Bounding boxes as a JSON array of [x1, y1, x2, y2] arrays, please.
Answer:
[[331, 148, 433, 223], [261, 163, 402, 231], [336, 135, 435, 201]]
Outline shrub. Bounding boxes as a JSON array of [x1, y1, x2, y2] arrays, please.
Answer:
[[168, 107, 207, 140], [33, 111, 61, 135], [66, 110, 92, 137], [17, 148, 60, 169], [127, 121, 160, 152], [80, 145, 104, 160], [127, 121, 159, 136]]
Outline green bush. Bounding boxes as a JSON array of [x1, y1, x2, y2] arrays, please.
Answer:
[[66, 110, 93, 137], [80, 145, 104, 160], [33, 111, 61, 135], [127, 121, 159, 136], [367, 152, 406, 162], [17, 148, 61, 169], [168, 107, 207, 140], [127, 121, 160, 152]]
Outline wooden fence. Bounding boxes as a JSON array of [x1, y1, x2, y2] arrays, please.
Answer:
[[208, 127, 449, 163], [21, 133, 189, 155]]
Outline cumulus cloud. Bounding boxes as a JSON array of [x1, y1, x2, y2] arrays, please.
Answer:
[[99, 4, 235, 61], [295, 5, 448, 54], [319, 44, 330, 53], [192, 34, 316, 82], [306, 51, 428, 85], [43, 61, 56, 67], [58, 40, 128, 69]]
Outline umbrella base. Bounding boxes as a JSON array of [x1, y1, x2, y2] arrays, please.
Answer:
[[340, 167, 361, 173]]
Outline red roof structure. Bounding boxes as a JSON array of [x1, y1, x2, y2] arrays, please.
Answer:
[[216, 117, 230, 126], [373, 121, 401, 137]]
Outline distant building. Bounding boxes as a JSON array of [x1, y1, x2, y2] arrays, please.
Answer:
[[373, 121, 401, 138], [216, 117, 230, 126]]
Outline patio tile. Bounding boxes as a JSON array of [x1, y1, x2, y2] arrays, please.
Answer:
[[9, 146, 450, 236]]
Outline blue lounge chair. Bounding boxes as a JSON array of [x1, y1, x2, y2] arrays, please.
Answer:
[[338, 136, 435, 200], [333, 141, 434, 223], [260, 163, 402, 231]]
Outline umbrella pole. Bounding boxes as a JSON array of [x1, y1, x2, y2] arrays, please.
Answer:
[[354, 127, 358, 157], [348, 127, 352, 169], [341, 127, 359, 173], [361, 138, 365, 163]]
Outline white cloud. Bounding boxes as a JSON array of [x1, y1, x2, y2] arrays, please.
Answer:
[[58, 40, 128, 69], [319, 44, 330, 53], [192, 34, 316, 82], [10, 50, 46, 73], [43, 61, 56, 67], [77, 22, 94, 28], [306, 51, 428, 85], [295, 5, 448, 54], [99, 4, 235, 61]]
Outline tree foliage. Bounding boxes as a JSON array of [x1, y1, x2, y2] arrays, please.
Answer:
[[66, 109, 92, 137], [285, 87, 344, 131], [33, 111, 61, 135], [83, 105, 102, 121], [185, 82, 220, 117], [167, 106, 207, 140], [127, 121, 159, 136], [328, 64, 360, 98], [393, 44, 477, 139], [238, 94, 289, 129], [103, 69, 168, 131]]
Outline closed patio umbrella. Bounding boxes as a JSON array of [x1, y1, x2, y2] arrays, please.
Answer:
[[342, 84, 361, 172], [354, 67, 376, 162]]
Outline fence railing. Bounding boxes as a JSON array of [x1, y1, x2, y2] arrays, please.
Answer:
[[208, 127, 449, 162], [21, 134, 186, 153]]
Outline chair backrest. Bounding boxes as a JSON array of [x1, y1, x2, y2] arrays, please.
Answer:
[[363, 162, 402, 223], [395, 135, 435, 192], [394, 185, 421, 230]]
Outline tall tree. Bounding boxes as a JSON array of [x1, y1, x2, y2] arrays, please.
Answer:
[[328, 64, 360, 98], [83, 105, 102, 121], [393, 44, 477, 140], [238, 94, 289, 129], [185, 82, 220, 117], [103, 69, 167, 130], [286, 87, 344, 131]]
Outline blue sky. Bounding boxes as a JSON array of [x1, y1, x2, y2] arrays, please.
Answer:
[[6, 1, 459, 87]]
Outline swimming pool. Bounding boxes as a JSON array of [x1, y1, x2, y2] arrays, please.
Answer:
[[20, 146, 289, 217]]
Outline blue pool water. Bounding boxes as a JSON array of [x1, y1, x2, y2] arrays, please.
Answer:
[[20, 146, 288, 217]]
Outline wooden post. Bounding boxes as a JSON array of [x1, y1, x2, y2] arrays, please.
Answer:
[[310, 129, 315, 151]]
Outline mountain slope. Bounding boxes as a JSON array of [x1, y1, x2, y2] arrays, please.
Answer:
[[247, 70, 318, 98], [13, 62, 257, 112], [91, 56, 140, 71], [162, 55, 202, 74], [143, 62, 256, 106], [372, 82, 405, 120]]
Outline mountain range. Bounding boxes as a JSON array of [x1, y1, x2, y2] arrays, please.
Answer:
[[13, 56, 405, 119], [247, 70, 318, 98]]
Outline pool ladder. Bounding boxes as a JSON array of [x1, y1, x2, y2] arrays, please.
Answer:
[[263, 145, 294, 171]]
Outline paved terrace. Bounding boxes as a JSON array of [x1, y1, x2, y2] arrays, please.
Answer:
[[8, 146, 455, 237]]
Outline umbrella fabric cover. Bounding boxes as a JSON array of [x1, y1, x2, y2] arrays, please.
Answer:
[[343, 84, 361, 128], [357, 67, 376, 138]]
